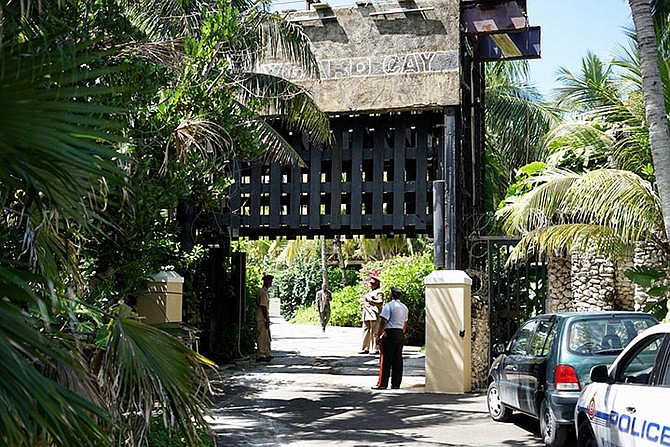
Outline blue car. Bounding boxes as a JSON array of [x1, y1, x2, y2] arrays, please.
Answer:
[[487, 312, 657, 447]]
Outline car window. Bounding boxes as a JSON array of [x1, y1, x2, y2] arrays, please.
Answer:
[[568, 317, 656, 355], [660, 344, 670, 386], [509, 320, 538, 355], [616, 334, 664, 385], [530, 319, 556, 357]]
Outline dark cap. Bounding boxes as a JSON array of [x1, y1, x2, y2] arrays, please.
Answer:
[[390, 287, 402, 299], [262, 274, 274, 281], [369, 276, 380, 284]]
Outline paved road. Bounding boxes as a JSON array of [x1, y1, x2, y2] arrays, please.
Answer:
[[208, 317, 572, 446]]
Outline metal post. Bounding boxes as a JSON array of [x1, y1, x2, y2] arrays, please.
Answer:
[[444, 109, 457, 269], [433, 180, 445, 267]]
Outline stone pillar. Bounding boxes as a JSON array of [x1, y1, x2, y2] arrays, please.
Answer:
[[137, 271, 184, 324], [424, 270, 472, 393]]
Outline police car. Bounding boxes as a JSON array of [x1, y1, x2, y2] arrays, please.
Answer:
[[575, 322, 670, 447]]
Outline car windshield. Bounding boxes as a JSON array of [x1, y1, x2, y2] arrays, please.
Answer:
[[567, 317, 656, 355]]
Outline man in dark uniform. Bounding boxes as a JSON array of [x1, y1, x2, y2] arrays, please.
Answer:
[[372, 287, 409, 390]]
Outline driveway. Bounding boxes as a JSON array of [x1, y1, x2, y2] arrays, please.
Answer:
[[208, 317, 570, 446]]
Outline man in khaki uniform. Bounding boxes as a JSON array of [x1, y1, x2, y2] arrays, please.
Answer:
[[255, 275, 273, 362], [359, 276, 384, 354]]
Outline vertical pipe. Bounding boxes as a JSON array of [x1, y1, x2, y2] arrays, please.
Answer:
[[433, 180, 445, 268], [444, 109, 457, 269]]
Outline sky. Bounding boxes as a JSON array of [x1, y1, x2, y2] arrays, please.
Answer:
[[270, 0, 634, 98], [526, 0, 633, 98]]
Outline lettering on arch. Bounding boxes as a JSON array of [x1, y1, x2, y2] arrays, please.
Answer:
[[259, 50, 458, 81]]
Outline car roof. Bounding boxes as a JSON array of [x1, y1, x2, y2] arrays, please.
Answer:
[[535, 311, 657, 320]]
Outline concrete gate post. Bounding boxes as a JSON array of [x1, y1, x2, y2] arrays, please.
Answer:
[[137, 271, 184, 324], [424, 270, 472, 393]]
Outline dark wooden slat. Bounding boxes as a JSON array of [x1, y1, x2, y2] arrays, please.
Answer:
[[372, 129, 384, 229], [393, 118, 406, 230], [250, 164, 262, 227], [415, 124, 428, 230], [350, 128, 363, 229], [270, 163, 281, 227], [330, 145, 342, 229], [309, 144, 321, 229], [230, 161, 241, 231], [290, 165, 301, 228]]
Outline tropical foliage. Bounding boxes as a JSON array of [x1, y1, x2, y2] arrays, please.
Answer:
[[497, 3, 670, 317], [484, 61, 558, 216], [0, 0, 329, 445]]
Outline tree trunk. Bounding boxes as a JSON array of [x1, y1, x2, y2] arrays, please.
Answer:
[[333, 236, 348, 286], [320, 236, 328, 287], [629, 0, 670, 239]]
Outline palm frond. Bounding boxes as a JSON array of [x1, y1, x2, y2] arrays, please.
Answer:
[[499, 169, 665, 263], [554, 51, 622, 112], [485, 61, 558, 180], [241, 115, 306, 165], [116, 0, 208, 40], [543, 121, 614, 169], [507, 224, 629, 265], [260, 12, 320, 78], [236, 72, 332, 145], [497, 169, 580, 233], [102, 304, 214, 446], [0, 267, 110, 447], [0, 39, 126, 277]]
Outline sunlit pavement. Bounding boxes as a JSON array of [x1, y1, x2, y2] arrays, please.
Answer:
[[207, 317, 563, 446]]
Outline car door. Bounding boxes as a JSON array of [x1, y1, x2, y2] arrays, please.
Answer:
[[517, 317, 556, 415], [501, 319, 539, 411], [597, 333, 669, 447]]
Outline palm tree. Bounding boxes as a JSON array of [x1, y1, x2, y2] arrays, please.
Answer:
[[628, 0, 670, 238], [548, 50, 652, 177]]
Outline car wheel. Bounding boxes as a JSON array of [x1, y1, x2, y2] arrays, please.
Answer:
[[577, 419, 598, 447], [487, 381, 513, 422], [539, 398, 567, 447]]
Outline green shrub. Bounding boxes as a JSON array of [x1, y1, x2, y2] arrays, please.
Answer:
[[275, 255, 321, 320], [147, 417, 214, 447], [290, 304, 320, 324], [330, 284, 365, 327], [327, 267, 358, 291]]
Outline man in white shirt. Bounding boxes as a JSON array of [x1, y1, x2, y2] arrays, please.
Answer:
[[372, 287, 409, 390]]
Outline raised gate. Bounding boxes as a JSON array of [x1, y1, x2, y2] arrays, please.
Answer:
[[468, 236, 548, 363], [223, 110, 445, 239]]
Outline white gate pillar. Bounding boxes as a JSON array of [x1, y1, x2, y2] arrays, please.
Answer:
[[424, 270, 472, 393]]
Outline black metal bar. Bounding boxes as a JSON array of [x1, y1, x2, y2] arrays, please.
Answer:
[[433, 180, 445, 267], [444, 108, 457, 269]]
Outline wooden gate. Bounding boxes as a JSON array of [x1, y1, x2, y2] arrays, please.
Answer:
[[222, 110, 447, 239]]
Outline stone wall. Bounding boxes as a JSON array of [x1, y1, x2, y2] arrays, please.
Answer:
[[545, 244, 668, 313], [470, 279, 489, 389]]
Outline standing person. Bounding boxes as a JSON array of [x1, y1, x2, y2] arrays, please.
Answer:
[[315, 283, 331, 332], [359, 275, 384, 355], [372, 287, 409, 390], [255, 274, 273, 362]]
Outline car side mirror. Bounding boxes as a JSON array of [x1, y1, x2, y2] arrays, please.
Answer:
[[590, 364, 609, 383], [492, 343, 506, 356]]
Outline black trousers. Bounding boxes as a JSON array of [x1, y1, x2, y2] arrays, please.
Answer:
[[376, 328, 404, 389]]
